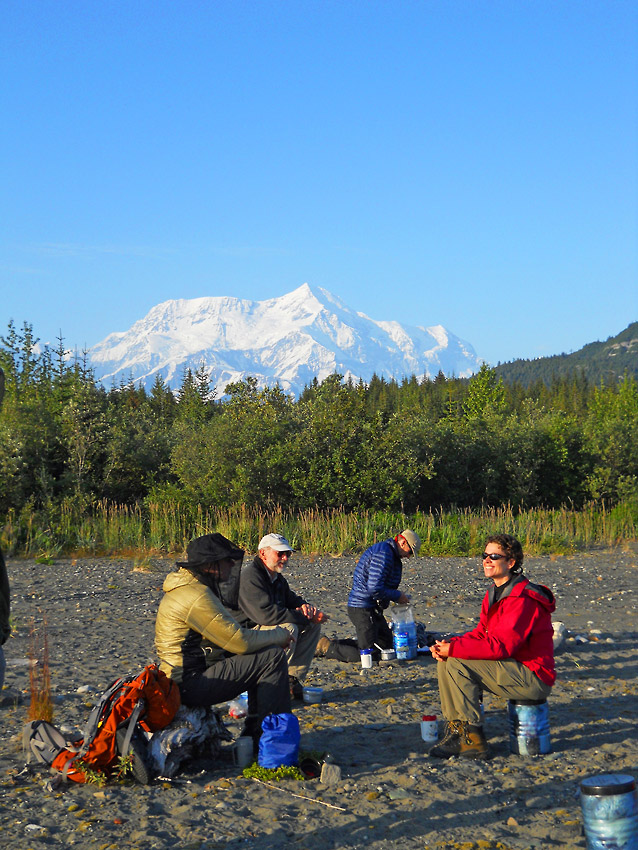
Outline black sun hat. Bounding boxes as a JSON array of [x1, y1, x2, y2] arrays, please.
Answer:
[[178, 533, 244, 568]]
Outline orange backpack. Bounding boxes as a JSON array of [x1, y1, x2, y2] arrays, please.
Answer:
[[50, 664, 180, 783]]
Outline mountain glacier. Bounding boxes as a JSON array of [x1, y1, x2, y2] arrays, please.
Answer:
[[87, 283, 483, 396]]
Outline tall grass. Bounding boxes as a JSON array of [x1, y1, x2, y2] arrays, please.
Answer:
[[1, 498, 637, 559]]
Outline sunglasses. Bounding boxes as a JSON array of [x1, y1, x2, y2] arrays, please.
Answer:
[[482, 552, 507, 561]]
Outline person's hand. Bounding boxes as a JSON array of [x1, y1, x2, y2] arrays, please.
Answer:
[[280, 631, 295, 649], [298, 603, 317, 620], [311, 610, 329, 624], [430, 640, 451, 661], [397, 592, 411, 604]]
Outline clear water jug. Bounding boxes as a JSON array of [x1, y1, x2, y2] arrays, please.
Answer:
[[390, 604, 417, 660]]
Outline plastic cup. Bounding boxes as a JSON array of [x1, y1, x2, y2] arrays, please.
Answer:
[[360, 649, 373, 668], [234, 737, 254, 768]]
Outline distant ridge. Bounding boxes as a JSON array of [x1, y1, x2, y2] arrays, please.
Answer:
[[87, 283, 483, 396], [494, 322, 638, 386]]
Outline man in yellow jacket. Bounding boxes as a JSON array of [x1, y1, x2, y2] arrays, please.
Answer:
[[155, 534, 292, 747]]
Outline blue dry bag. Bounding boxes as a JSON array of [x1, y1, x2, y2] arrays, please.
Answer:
[[258, 713, 300, 768]]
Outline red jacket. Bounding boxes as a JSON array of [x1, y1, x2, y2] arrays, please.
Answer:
[[448, 575, 556, 686]]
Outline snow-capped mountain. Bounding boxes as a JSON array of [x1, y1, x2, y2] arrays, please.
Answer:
[[87, 283, 483, 396]]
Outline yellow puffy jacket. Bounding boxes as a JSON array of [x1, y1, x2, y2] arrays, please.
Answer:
[[155, 568, 288, 683]]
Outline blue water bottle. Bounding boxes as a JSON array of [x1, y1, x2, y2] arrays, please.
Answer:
[[393, 623, 410, 660]]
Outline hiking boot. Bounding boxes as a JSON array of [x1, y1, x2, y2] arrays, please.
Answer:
[[314, 637, 332, 658], [289, 676, 304, 701], [428, 720, 463, 758], [458, 723, 491, 760]]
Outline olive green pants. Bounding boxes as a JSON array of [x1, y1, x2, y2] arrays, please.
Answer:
[[437, 657, 552, 725]]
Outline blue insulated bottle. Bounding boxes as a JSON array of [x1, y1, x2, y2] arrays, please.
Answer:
[[508, 699, 551, 756], [580, 774, 638, 850]]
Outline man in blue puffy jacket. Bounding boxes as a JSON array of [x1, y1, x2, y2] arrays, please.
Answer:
[[347, 530, 420, 660], [314, 529, 422, 664]]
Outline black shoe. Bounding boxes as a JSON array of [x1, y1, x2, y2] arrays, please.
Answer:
[[289, 676, 304, 701]]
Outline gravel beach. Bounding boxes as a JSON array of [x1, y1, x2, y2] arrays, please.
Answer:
[[1, 547, 637, 849]]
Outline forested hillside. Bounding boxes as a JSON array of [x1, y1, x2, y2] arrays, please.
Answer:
[[495, 322, 638, 386], [1, 320, 637, 546]]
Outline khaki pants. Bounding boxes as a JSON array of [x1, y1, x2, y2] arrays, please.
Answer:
[[437, 657, 552, 725], [255, 621, 322, 682]]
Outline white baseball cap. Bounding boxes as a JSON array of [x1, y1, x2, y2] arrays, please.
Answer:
[[258, 533, 293, 552]]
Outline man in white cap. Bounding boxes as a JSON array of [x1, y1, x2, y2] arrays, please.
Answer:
[[237, 533, 328, 700]]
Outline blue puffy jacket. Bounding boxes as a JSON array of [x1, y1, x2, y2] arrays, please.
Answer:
[[348, 539, 403, 609]]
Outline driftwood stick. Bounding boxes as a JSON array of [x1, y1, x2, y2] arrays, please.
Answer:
[[251, 778, 347, 811]]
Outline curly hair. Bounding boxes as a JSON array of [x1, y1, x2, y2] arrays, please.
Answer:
[[485, 533, 524, 574]]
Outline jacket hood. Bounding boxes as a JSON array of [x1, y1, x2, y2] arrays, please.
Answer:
[[177, 533, 244, 569], [523, 579, 556, 612], [489, 575, 556, 613], [163, 568, 199, 593], [162, 564, 242, 610]]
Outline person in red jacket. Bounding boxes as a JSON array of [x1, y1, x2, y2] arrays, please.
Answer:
[[429, 533, 555, 760]]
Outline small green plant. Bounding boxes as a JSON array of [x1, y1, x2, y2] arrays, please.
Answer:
[[242, 763, 306, 781], [79, 764, 107, 787], [115, 753, 135, 779]]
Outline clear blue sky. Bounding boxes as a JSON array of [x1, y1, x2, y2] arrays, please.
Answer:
[[2, 0, 636, 366]]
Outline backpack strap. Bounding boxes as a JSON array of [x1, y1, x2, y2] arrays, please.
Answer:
[[78, 678, 125, 757], [117, 699, 145, 760], [50, 748, 89, 783]]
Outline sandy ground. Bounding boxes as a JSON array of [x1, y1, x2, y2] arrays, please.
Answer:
[[1, 547, 637, 849]]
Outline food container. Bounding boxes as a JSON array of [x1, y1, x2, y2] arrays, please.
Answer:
[[302, 686, 323, 704], [380, 648, 396, 661], [421, 714, 438, 744], [360, 649, 373, 668]]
